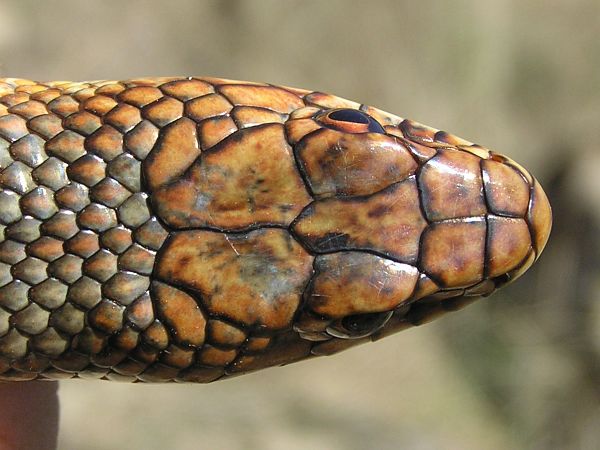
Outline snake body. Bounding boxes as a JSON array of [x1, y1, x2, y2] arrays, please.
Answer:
[[0, 77, 551, 382]]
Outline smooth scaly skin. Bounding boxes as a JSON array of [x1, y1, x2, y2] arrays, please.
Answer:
[[0, 77, 551, 382]]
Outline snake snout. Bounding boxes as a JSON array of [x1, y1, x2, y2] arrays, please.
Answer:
[[482, 155, 552, 286]]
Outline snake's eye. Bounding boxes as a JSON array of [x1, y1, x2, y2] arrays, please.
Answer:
[[317, 108, 385, 134], [326, 311, 393, 339]]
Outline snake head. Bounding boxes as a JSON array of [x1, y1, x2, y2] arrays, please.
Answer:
[[149, 84, 551, 366], [286, 98, 552, 349]]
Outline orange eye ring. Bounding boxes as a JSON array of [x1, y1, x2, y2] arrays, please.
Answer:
[[316, 108, 385, 134]]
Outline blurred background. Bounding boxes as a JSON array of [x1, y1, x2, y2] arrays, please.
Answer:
[[0, 0, 598, 449]]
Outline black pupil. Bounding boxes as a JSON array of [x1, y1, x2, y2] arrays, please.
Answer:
[[341, 312, 387, 333], [328, 109, 370, 124]]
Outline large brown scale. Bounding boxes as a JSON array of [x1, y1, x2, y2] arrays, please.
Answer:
[[0, 77, 551, 382]]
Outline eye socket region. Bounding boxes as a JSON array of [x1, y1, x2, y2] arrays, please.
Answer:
[[326, 311, 393, 339], [317, 108, 385, 134]]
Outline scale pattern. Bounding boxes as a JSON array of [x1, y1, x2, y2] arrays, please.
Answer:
[[0, 77, 551, 382]]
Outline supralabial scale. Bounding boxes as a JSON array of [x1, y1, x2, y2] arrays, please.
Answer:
[[0, 77, 551, 383]]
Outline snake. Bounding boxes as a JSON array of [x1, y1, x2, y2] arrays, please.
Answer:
[[0, 77, 551, 383]]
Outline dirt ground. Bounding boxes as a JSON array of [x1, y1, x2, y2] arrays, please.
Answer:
[[0, 1, 598, 449]]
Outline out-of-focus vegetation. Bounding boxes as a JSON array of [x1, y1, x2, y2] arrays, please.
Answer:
[[1, 1, 598, 449]]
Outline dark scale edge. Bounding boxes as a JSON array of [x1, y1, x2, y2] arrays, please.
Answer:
[[413, 149, 440, 287], [146, 281, 210, 347], [184, 93, 235, 123], [289, 174, 425, 261], [412, 148, 439, 227], [480, 158, 492, 282], [283, 117, 318, 199], [526, 178, 542, 258]]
